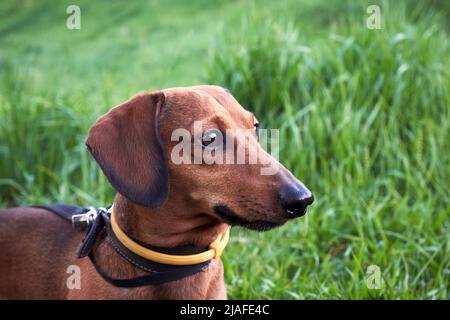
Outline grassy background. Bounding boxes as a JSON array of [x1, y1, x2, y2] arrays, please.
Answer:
[[0, 0, 448, 299]]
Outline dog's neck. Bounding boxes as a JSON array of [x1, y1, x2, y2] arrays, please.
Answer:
[[112, 193, 228, 249]]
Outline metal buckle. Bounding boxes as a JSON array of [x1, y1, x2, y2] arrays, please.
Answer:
[[71, 206, 98, 230]]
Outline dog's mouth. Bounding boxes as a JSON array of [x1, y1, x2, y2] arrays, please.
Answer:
[[213, 205, 283, 231]]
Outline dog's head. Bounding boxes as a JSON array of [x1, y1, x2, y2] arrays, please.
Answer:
[[86, 85, 313, 231]]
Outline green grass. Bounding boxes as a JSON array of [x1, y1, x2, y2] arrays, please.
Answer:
[[0, 0, 449, 299]]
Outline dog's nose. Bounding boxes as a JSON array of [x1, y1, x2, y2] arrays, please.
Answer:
[[279, 184, 314, 218]]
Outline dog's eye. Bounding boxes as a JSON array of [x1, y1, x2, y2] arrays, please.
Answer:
[[201, 128, 223, 148], [203, 132, 216, 146]]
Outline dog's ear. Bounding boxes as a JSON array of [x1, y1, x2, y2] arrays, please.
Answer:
[[86, 92, 168, 208]]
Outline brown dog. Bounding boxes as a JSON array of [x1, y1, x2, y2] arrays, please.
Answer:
[[0, 85, 313, 299]]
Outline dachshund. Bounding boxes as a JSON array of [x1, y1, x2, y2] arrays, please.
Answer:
[[0, 85, 313, 299]]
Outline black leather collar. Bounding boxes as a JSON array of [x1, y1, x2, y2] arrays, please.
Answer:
[[33, 204, 211, 287]]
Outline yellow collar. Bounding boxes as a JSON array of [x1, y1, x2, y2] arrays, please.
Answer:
[[110, 208, 230, 266]]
